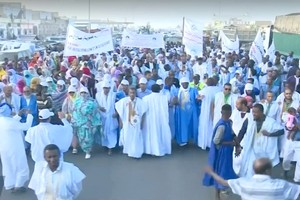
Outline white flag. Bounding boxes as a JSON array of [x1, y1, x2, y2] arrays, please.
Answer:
[[249, 30, 265, 64], [182, 18, 203, 57], [265, 41, 276, 62], [64, 25, 114, 56], [219, 30, 239, 53]]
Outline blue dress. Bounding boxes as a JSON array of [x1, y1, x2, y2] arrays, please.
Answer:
[[203, 119, 238, 190]]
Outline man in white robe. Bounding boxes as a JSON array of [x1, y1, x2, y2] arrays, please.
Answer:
[[205, 157, 300, 200], [213, 83, 238, 127], [192, 57, 207, 82], [276, 85, 300, 103], [230, 97, 253, 175], [25, 109, 73, 163], [277, 88, 299, 155], [29, 144, 85, 200], [142, 84, 172, 156], [198, 78, 221, 149], [115, 87, 147, 158], [0, 104, 33, 192], [276, 88, 300, 177], [0, 85, 20, 115], [96, 81, 118, 155], [239, 104, 284, 177], [261, 91, 281, 123]]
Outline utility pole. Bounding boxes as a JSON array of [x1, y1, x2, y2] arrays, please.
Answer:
[[88, 0, 91, 33]]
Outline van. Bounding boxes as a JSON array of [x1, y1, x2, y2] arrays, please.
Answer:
[[0, 49, 32, 61]]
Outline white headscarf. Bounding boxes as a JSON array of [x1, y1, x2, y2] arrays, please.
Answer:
[[178, 77, 190, 106]]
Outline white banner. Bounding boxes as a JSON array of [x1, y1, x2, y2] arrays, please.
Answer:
[[249, 30, 265, 64], [121, 30, 165, 49], [182, 18, 203, 57], [219, 30, 239, 53], [64, 25, 114, 56]]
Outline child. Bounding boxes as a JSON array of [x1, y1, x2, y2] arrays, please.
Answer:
[[244, 96, 254, 109], [285, 107, 298, 140]]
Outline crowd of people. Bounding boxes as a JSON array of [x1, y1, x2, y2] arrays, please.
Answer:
[[0, 41, 300, 199]]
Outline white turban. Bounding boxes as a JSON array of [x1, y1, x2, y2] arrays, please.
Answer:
[[180, 77, 189, 84]]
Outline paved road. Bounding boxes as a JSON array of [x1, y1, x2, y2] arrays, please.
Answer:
[[0, 144, 295, 200]]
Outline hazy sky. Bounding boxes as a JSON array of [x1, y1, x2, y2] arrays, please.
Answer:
[[2, 0, 300, 28]]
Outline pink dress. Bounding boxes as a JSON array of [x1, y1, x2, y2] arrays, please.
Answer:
[[286, 114, 296, 130]]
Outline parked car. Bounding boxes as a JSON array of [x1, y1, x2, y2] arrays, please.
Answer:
[[0, 49, 32, 61]]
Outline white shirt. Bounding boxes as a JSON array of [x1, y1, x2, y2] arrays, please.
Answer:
[[29, 161, 86, 200], [262, 101, 281, 123], [25, 120, 73, 163], [228, 174, 300, 200]]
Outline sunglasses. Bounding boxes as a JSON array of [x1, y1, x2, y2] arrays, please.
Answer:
[[224, 88, 231, 91]]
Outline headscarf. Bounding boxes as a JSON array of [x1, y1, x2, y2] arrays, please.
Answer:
[[72, 87, 101, 128], [17, 79, 26, 94], [97, 81, 114, 114], [0, 103, 12, 117], [113, 70, 122, 79], [8, 69, 22, 84], [52, 81, 68, 112], [28, 67, 39, 77], [1, 75, 9, 85], [178, 77, 190, 108], [24, 70, 33, 86], [30, 77, 41, 91]]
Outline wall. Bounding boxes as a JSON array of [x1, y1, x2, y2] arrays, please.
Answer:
[[275, 14, 300, 34], [273, 31, 300, 57]]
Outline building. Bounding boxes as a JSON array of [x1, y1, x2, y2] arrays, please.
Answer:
[[38, 17, 68, 38], [273, 13, 300, 57], [222, 24, 257, 44], [0, 2, 68, 39]]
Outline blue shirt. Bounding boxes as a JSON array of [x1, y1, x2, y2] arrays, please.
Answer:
[[146, 79, 156, 90], [137, 88, 151, 99]]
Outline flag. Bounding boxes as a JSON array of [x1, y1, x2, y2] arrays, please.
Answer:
[[265, 41, 276, 62], [182, 18, 203, 57], [263, 27, 276, 62], [249, 30, 265, 64], [219, 30, 239, 53]]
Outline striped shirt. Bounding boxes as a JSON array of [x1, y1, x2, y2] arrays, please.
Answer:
[[228, 175, 300, 200]]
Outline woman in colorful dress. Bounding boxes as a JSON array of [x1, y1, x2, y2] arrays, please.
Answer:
[[62, 85, 79, 154], [72, 87, 101, 159]]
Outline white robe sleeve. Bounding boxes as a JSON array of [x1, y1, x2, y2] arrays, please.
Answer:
[[28, 161, 44, 192], [283, 181, 300, 200], [228, 178, 243, 196], [14, 114, 33, 131], [70, 165, 86, 199], [266, 117, 284, 132], [57, 119, 73, 153]]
